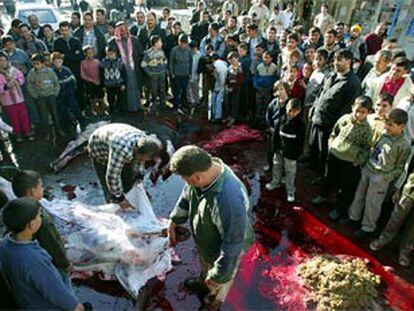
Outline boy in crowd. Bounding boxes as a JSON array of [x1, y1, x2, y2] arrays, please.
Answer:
[[264, 81, 290, 173], [367, 93, 393, 146], [170, 34, 192, 111], [0, 198, 83, 310], [199, 44, 215, 106], [370, 147, 414, 267], [238, 42, 252, 121], [312, 96, 373, 221], [187, 40, 202, 110], [80, 46, 104, 116], [209, 54, 228, 123], [27, 53, 63, 139], [141, 35, 168, 111], [253, 51, 278, 128], [11, 170, 73, 290], [100, 47, 126, 113], [266, 99, 305, 203], [52, 52, 87, 131], [348, 108, 411, 238], [224, 52, 244, 127]]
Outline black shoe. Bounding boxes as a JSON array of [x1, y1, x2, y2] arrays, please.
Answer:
[[311, 176, 324, 185], [329, 209, 342, 222], [311, 195, 328, 205], [184, 278, 209, 297], [339, 216, 359, 227], [354, 228, 375, 239]]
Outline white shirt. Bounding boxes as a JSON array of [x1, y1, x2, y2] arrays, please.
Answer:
[[396, 97, 414, 143]]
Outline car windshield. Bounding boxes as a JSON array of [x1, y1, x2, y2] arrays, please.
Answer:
[[19, 9, 57, 24]]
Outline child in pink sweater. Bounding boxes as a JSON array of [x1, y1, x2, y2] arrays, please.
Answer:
[[0, 52, 33, 142], [80, 46, 105, 115]]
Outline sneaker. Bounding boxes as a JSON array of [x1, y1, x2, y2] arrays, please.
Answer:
[[265, 182, 282, 190], [398, 254, 411, 267], [27, 134, 35, 141], [311, 195, 328, 205], [287, 193, 295, 203], [311, 176, 324, 185], [370, 239, 387, 252], [329, 209, 342, 222], [339, 216, 359, 227], [15, 136, 23, 143], [354, 228, 375, 239]]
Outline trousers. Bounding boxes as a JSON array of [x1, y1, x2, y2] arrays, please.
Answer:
[[57, 91, 86, 127], [309, 124, 331, 175], [149, 74, 167, 107], [348, 167, 391, 232], [255, 87, 272, 124], [187, 78, 200, 106], [271, 151, 297, 195], [209, 89, 224, 121], [106, 86, 125, 113], [172, 75, 188, 109], [378, 196, 414, 257], [35, 95, 62, 132], [3, 103, 30, 136]]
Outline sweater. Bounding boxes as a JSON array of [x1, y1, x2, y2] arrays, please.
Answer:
[[80, 59, 101, 85], [53, 65, 77, 96], [366, 133, 411, 180], [170, 159, 254, 283], [329, 114, 373, 166], [100, 57, 126, 87], [0, 235, 78, 309], [0, 66, 25, 106], [253, 62, 278, 89], [27, 66, 60, 99], [169, 46, 192, 77], [141, 47, 168, 77]]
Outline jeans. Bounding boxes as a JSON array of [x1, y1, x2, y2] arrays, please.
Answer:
[[209, 89, 224, 121], [255, 87, 272, 125], [172, 75, 188, 109], [187, 78, 200, 106], [57, 91, 86, 128], [35, 95, 62, 132], [22, 84, 39, 127], [149, 74, 167, 107]]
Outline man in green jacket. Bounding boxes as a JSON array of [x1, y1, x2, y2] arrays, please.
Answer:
[[168, 145, 254, 308]]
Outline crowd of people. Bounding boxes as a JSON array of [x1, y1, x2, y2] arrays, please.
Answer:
[[0, 0, 414, 309]]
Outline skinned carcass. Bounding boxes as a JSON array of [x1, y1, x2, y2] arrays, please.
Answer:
[[41, 182, 173, 298], [50, 121, 110, 172]]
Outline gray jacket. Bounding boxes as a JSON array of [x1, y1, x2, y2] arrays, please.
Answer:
[[169, 46, 192, 77]]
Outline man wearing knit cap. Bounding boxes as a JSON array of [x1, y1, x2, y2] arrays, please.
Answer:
[[346, 24, 367, 65]]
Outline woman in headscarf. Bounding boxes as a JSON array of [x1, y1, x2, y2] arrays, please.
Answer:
[[108, 22, 144, 112]]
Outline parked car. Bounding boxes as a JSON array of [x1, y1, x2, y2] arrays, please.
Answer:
[[16, 4, 59, 30]]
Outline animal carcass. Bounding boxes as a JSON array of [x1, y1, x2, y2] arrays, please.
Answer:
[[41, 182, 173, 298]]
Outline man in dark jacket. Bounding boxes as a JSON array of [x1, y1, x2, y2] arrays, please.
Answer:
[[138, 11, 166, 50], [17, 24, 48, 57], [190, 10, 210, 48], [74, 12, 106, 59], [309, 49, 361, 178], [54, 21, 86, 111]]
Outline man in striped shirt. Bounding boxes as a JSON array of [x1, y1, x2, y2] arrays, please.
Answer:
[[87, 123, 162, 209]]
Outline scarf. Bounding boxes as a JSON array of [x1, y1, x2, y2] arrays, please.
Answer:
[[115, 26, 134, 69]]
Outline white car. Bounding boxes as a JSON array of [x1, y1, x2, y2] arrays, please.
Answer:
[[15, 4, 59, 30]]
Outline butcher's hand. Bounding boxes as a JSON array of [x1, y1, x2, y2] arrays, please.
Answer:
[[168, 221, 177, 246], [74, 303, 85, 311], [119, 198, 133, 210]]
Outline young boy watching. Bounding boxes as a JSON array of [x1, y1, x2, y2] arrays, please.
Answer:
[[27, 53, 63, 139], [312, 96, 373, 221], [367, 93, 393, 146], [0, 198, 83, 310], [11, 170, 72, 289], [266, 98, 305, 202], [348, 108, 411, 237]]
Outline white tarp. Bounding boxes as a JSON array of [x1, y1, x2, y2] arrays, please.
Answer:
[[41, 182, 173, 298]]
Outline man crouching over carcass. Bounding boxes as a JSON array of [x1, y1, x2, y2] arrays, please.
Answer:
[[88, 123, 162, 209], [168, 146, 254, 309]]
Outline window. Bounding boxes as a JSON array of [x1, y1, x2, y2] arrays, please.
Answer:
[[19, 9, 57, 24]]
